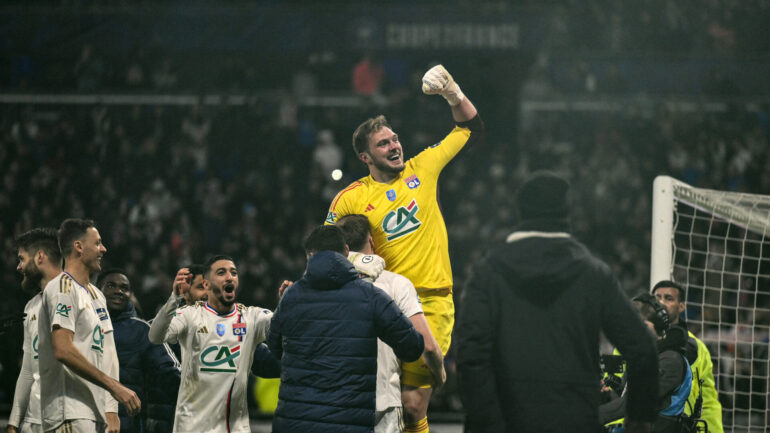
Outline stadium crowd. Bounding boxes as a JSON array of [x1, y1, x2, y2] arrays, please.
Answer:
[[3, 89, 769, 419], [2, 0, 770, 427]]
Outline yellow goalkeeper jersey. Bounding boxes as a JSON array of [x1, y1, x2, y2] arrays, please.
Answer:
[[326, 125, 472, 292]]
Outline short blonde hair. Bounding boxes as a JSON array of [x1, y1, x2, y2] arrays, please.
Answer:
[[352, 115, 391, 156]]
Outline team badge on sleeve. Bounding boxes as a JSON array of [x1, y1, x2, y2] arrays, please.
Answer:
[[326, 211, 337, 224], [56, 303, 72, 318]]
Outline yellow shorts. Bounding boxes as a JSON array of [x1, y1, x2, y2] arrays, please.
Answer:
[[401, 290, 454, 388]]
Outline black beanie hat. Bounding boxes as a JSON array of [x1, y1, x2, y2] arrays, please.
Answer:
[[516, 171, 570, 221]]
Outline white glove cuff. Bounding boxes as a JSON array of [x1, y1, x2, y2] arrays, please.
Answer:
[[442, 81, 465, 106]]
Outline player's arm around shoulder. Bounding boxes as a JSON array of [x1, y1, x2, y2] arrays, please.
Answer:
[[370, 283, 424, 362]]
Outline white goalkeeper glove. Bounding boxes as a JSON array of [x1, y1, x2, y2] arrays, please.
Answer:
[[348, 252, 386, 282], [421, 64, 465, 106]]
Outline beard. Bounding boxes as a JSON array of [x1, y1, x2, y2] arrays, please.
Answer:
[[21, 264, 44, 292], [210, 282, 236, 307], [372, 156, 405, 176]]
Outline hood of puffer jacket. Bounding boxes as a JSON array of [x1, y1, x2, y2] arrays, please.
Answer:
[[304, 250, 360, 291], [110, 302, 138, 322], [484, 232, 592, 307]]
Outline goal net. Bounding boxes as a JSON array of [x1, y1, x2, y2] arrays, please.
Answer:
[[650, 175, 770, 432]]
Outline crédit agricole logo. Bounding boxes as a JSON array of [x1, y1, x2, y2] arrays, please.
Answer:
[[200, 345, 241, 373]]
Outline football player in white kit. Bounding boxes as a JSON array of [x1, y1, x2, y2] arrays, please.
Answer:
[[8, 228, 62, 433], [148, 255, 274, 433], [336, 214, 446, 433], [38, 219, 140, 433]]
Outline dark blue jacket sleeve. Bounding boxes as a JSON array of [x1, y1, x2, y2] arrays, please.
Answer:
[[266, 303, 283, 360], [251, 342, 281, 378], [370, 284, 424, 362], [142, 328, 181, 405]]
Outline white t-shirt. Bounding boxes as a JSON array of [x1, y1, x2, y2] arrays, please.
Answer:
[[38, 272, 118, 431], [150, 295, 272, 433], [373, 270, 423, 411], [9, 293, 43, 427]]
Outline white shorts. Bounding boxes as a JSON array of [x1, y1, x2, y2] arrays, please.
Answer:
[[45, 419, 106, 433], [375, 406, 404, 433], [19, 421, 43, 433]]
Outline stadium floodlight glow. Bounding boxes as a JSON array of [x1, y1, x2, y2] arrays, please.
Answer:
[[651, 175, 770, 432]]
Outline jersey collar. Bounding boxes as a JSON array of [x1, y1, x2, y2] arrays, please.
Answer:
[[63, 271, 92, 293], [203, 302, 237, 318]]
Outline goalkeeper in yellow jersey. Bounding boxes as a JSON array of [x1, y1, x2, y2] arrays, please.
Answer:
[[326, 64, 483, 433]]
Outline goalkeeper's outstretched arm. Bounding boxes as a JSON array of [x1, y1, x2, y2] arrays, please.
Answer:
[[421, 64, 478, 122]]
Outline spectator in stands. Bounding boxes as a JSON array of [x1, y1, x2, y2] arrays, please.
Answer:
[[352, 53, 384, 97]]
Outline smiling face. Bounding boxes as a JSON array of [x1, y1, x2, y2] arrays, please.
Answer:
[[361, 126, 405, 180], [101, 272, 131, 314], [78, 227, 107, 275], [204, 259, 239, 310]]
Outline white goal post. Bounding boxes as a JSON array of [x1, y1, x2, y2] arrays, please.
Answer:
[[650, 175, 770, 432]]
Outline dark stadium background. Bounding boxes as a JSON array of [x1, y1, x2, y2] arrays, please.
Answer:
[[1, 1, 769, 430]]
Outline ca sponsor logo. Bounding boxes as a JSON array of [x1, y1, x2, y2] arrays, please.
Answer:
[[55, 303, 72, 318], [325, 211, 337, 224], [200, 345, 241, 373], [91, 325, 104, 354], [33, 335, 39, 359], [382, 199, 421, 241]]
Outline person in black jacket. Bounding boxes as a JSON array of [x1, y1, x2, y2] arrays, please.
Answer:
[[456, 171, 659, 433], [98, 269, 181, 433], [600, 293, 692, 433], [267, 225, 425, 433]]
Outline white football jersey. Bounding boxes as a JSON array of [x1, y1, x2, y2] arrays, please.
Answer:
[[38, 272, 115, 431], [8, 293, 43, 427], [373, 270, 423, 411], [153, 296, 272, 433]]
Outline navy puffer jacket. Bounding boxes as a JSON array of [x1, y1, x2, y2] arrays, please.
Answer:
[[268, 251, 424, 433], [111, 303, 181, 433]]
